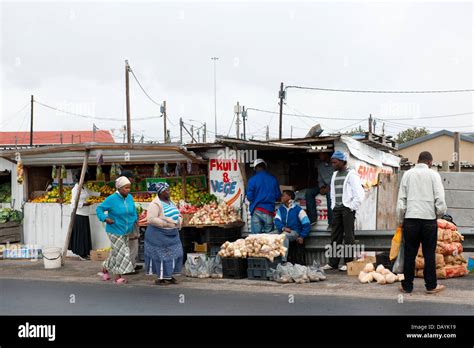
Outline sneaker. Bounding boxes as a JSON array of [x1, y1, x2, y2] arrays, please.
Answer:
[[321, 264, 335, 271], [338, 265, 347, 272], [425, 284, 445, 294]]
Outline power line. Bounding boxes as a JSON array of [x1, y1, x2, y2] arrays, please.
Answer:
[[382, 119, 474, 130], [246, 107, 366, 121], [34, 100, 160, 121], [285, 85, 474, 94], [377, 111, 474, 121], [128, 64, 176, 127]]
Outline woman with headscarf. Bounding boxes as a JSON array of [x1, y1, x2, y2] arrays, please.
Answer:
[[69, 171, 101, 260], [96, 176, 137, 284], [145, 182, 183, 285]]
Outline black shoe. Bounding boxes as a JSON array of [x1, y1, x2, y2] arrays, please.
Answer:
[[164, 277, 178, 284], [135, 265, 143, 271], [154, 279, 168, 286]]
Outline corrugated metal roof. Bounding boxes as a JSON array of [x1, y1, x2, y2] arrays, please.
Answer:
[[0, 131, 115, 145], [0, 143, 206, 166]]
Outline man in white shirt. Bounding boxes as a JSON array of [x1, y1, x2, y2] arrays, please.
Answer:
[[322, 151, 365, 272], [397, 151, 447, 294]]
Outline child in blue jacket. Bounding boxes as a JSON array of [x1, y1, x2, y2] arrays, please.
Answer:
[[274, 190, 311, 261]]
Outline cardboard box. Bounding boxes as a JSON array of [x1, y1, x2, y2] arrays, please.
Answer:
[[90, 249, 110, 261], [193, 242, 208, 253], [280, 185, 296, 192], [347, 257, 376, 276]]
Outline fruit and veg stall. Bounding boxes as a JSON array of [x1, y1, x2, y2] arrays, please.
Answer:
[[0, 143, 208, 252]]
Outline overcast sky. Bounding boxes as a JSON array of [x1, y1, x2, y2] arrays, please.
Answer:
[[1, 0, 473, 142]]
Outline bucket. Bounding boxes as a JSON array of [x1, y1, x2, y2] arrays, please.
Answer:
[[42, 247, 62, 269]]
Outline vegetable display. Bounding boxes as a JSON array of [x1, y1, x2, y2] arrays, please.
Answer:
[[0, 183, 11, 203], [51, 165, 57, 179], [218, 233, 287, 262], [0, 208, 23, 224], [16, 160, 24, 184], [188, 202, 240, 226], [358, 264, 404, 284]]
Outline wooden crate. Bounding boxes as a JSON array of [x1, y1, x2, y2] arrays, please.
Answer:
[[0, 222, 22, 244]]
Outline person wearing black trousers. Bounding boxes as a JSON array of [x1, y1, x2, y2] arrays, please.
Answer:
[[397, 151, 447, 294]]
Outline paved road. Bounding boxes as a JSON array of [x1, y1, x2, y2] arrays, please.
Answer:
[[1, 278, 473, 315]]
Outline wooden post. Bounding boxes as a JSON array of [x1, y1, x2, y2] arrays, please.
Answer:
[[278, 82, 284, 140], [62, 150, 89, 263], [58, 168, 63, 204], [441, 160, 449, 172], [30, 95, 34, 146], [454, 132, 461, 172], [125, 60, 132, 144], [181, 165, 187, 202]]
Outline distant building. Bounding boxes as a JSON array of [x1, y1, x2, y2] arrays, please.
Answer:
[[396, 129, 474, 169], [0, 130, 115, 149]]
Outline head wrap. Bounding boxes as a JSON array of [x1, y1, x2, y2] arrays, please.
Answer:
[[331, 150, 347, 162], [115, 176, 131, 189], [156, 182, 170, 195]]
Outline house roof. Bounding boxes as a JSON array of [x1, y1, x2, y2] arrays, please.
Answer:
[[398, 129, 474, 150], [0, 131, 115, 145]]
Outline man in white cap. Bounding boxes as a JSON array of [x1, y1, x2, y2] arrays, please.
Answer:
[[246, 158, 281, 233]]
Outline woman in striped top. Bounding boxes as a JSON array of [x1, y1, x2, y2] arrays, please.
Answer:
[[144, 182, 183, 285]]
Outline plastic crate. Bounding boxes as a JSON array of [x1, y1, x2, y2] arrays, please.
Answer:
[[209, 244, 221, 258], [200, 227, 242, 244], [376, 252, 392, 269], [222, 257, 248, 279], [247, 257, 282, 270], [180, 228, 200, 244], [247, 268, 271, 280]]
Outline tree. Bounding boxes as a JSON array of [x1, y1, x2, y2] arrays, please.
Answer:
[[343, 125, 366, 135], [395, 127, 430, 144]]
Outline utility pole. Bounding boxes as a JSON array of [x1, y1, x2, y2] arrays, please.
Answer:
[[180, 118, 183, 143], [162, 101, 167, 143], [203, 122, 207, 143], [278, 82, 285, 140], [368, 114, 373, 134], [92, 123, 97, 142], [242, 106, 247, 140], [266, 125, 269, 140], [235, 102, 241, 139], [211, 57, 219, 137], [454, 132, 461, 172], [167, 130, 171, 143], [197, 129, 201, 143], [30, 95, 34, 146], [191, 125, 194, 143], [122, 125, 126, 143], [125, 60, 132, 144]]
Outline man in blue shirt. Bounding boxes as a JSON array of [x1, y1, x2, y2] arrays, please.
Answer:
[[246, 158, 281, 233], [274, 190, 311, 261]]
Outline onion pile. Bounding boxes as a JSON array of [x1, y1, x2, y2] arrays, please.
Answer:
[[188, 202, 240, 225], [218, 233, 287, 262]]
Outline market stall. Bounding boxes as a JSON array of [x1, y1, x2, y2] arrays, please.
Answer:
[[187, 134, 401, 265], [0, 143, 208, 252]]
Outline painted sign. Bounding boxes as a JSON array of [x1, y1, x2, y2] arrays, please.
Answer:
[[208, 154, 244, 208], [348, 157, 393, 189]]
